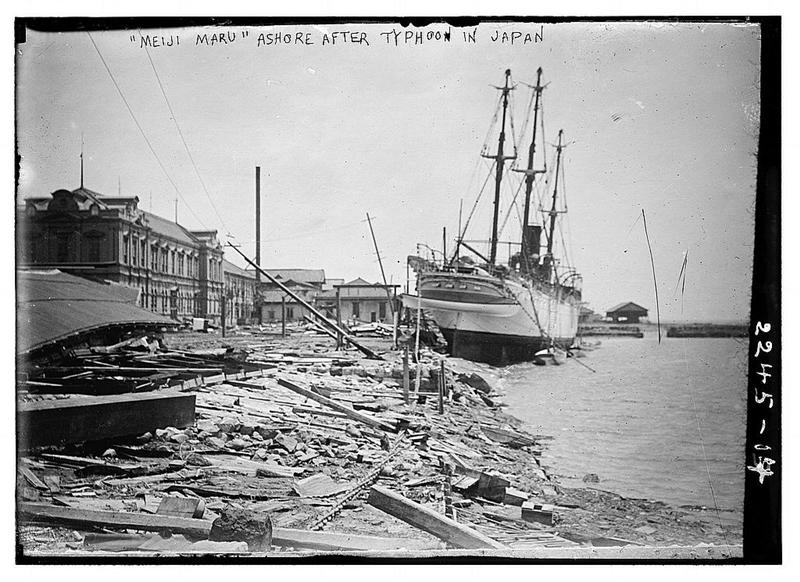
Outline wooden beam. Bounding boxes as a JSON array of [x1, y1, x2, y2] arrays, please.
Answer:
[[277, 377, 396, 432], [367, 486, 506, 550], [18, 502, 213, 538], [19, 503, 440, 553], [226, 243, 383, 360], [271, 528, 439, 552], [17, 391, 195, 449]]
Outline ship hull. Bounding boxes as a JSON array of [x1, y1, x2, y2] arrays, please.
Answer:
[[403, 272, 580, 365]]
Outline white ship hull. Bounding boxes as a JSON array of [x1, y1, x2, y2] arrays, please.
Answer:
[[402, 273, 580, 364]]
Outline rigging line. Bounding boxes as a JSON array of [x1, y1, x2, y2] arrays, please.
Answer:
[[681, 336, 732, 550], [139, 31, 229, 233], [498, 165, 526, 237], [641, 209, 662, 343], [458, 160, 496, 242], [86, 32, 208, 229]]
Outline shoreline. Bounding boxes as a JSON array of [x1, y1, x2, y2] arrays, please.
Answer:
[[17, 325, 742, 558]]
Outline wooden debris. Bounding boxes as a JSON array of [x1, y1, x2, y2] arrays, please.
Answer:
[[277, 377, 396, 432], [157, 496, 205, 519], [271, 528, 441, 552], [18, 502, 214, 538], [18, 392, 196, 449], [521, 501, 555, 526], [367, 486, 506, 550]]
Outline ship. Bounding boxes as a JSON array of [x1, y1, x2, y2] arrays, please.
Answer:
[[403, 68, 582, 365]]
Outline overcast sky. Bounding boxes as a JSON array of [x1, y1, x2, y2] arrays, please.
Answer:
[[16, 20, 760, 322]]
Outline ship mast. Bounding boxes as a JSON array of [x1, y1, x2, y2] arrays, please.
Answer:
[[543, 129, 565, 278], [517, 67, 545, 273], [483, 69, 516, 267]]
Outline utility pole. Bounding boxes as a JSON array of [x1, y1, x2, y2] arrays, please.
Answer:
[[365, 213, 394, 319], [255, 166, 263, 324]]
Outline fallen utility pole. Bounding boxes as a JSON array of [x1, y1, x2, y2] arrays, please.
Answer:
[[227, 243, 382, 360], [277, 377, 397, 433], [367, 486, 506, 550]]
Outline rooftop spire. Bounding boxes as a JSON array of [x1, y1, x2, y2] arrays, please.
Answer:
[[80, 133, 84, 188]]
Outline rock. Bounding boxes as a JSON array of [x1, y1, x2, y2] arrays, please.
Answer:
[[155, 428, 169, 439], [136, 432, 153, 443], [330, 366, 343, 376], [635, 525, 657, 535], [345, 425, 362, 439], [206, 437, 227, 449], [251, 431, 264, 442], [218, 417, 239, 433], [253, 448, 268, 460], [239, 424, 257, 437], [196, 420, 219, 433], [101, 448, 117, 458], [457, 372, 493, 394], [274, 433, 298, 453], [185, 453, 212, 467], [170, 433, 190, 445], [209, 507, 272, 552], [583, 473, 600, 484], [227, 438, 249, 451]]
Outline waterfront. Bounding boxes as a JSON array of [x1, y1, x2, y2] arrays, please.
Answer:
[[493, 335, 747, 528]]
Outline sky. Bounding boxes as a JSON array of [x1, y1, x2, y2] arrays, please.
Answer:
[[15, 20, 761, 322]]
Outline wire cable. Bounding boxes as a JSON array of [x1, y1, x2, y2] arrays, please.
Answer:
[[86, 32, 207, 229], [139, 31, 229, 233]]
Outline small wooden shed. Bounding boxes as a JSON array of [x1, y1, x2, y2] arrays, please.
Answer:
[[605, 301, 649, 323]]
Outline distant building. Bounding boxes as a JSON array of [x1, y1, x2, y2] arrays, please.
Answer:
[[222, 259, 258, 327], [329, 278, 399, 324], [605, 301, 649, 323], [256, 268, 326, 324], [261, 280, 321, 323], [18, 186, 226, 324]]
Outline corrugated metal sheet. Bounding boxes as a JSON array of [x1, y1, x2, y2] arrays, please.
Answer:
[[17, 270, 174, 355]]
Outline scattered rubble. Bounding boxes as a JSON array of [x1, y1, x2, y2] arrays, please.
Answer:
[[16, 326, 742, 558]]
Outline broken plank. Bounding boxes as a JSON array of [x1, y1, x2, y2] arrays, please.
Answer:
[[277, 377, 396, 432], [18, 502, 213, 538], [271, 528, 440, 552], [17, 392, 195, 449], [367, 486, 506, 550]]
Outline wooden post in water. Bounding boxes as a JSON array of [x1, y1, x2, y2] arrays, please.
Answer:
[[281, 296, 286, 338], [438, 359, 445, 414], [402, 345, 410, 405]]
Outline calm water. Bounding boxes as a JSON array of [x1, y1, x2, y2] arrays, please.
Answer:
[[481, 335, 748, 526]]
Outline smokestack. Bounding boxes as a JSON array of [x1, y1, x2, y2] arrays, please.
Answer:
[[255, 166, 261, 283]]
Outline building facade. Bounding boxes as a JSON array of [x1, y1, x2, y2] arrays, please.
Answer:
[[222, 259, 258, 327], [320, 278, 399, 325], [18, 186, 225, 324]]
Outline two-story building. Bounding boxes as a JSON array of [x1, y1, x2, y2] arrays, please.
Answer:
[[18, 185, 225, 324]]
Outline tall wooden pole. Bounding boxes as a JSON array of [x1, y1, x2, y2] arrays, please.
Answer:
[[281, 295, 286, 338], [402, 344, 410, 405], [335, 286, 343, 349], [255, 166, 262, 325], [365, 213, 394, 318]]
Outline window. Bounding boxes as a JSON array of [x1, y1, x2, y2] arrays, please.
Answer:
[[286, 306, 294, 319], [379, 302, 386, 320], [268, 310, 275, 320], [140, 240, 146, 266], [122, 235, 129, 264], [352, 302, 359, 318], [151, 245, 158, 270], [171, 251, 176, 274], [87, 237, 101, 262], [56, 232, 70, 262], [370, 312, 377, 323]]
